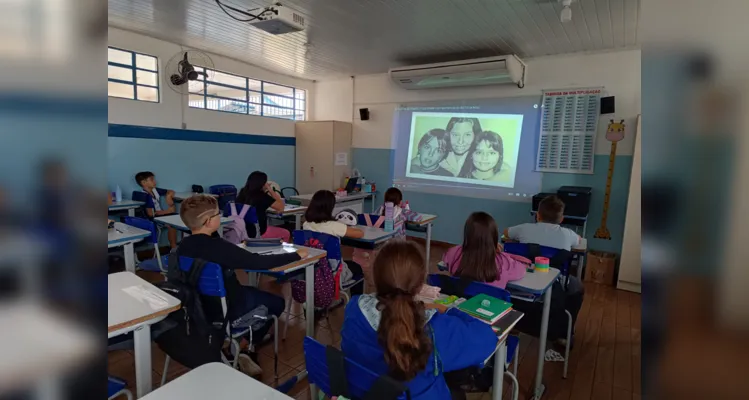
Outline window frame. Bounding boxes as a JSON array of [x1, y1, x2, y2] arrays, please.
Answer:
[[188, 66, 306, 121], [107, 46, 160, 103]]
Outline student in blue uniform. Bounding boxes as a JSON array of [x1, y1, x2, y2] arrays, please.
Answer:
[[341, 240, 498, 400]]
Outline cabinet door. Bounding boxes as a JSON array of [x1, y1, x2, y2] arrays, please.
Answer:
[[332, 122, 353, 189], [296, 122, 333, 193]]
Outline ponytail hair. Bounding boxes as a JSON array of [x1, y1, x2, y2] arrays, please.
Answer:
[[372, 240, 431, 381]]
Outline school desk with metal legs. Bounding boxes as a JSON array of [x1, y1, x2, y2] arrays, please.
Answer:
[[154, 214, 232, 238], [108, 272, 181, 397], [267, 204, 308, 231], [240, 243, 326, 398], [506, 267, 561, 400], [108, 222, 150, 273], [109, 200, 145, 217], [406, 213, 438, 270]]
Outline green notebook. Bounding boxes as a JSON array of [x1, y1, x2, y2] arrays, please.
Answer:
[[457, 293, 513, 324]]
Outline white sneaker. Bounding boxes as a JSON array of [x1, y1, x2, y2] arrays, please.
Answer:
[[237, 353, 263, 377]]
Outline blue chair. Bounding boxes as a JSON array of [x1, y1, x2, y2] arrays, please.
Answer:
[[107, 376, 133, 400], [209, 184, 237, 211], [123, 216, 168, 273], [502, 242, 573, 285], [303, 337, 409, 400], [285, 230, 364, 339], [427, 274, 520, 398], [160, 257, 280, 385]]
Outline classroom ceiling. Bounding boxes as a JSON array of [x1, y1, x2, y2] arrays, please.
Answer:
[[108, 0, 641, 80]]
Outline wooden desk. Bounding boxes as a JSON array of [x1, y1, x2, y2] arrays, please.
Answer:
[[108, 272, 181, 397]]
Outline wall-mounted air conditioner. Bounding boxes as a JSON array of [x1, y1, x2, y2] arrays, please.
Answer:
[[389, 55, 526, 90]]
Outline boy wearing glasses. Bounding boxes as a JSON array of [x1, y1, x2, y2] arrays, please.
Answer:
[[177, 194, 308, 377]]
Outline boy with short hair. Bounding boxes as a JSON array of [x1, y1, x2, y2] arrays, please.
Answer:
[[177, 194, 308, 377], [135, 171, 178, 248], [503, 195, 581, 251]]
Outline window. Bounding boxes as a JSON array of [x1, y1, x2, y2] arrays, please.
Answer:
[[107, 47, 160, 102], [188, 67, 306, 121]]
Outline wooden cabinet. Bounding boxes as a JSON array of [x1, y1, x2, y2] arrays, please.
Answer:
[[295, 121, 352, 194]]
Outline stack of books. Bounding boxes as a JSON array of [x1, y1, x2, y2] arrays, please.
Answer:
[[457, 293, 513, 325]]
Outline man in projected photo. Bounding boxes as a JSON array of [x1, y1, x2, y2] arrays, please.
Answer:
[[458, 130, 513, 182], [439, 117, 483, 176], [409, 128, 452, 176]]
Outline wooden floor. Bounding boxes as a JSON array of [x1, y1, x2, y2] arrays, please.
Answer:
[[108, 241, 641, 400]]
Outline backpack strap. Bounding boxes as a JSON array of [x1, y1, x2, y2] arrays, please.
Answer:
[[238, 203, 250, 219], [363, 214, 372, 226], [363, 375, 410, 400], [186, 258, 208, 288], [166, 247, 186, 282], [325, 345, 350, 399], [372, 215, 384, 228], [230, 202, 238, 217]]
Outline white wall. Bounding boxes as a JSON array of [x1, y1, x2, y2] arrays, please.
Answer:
[[313, 78, 354, 122], [108, 27, 314, 137], [342, 49, 641, 155]]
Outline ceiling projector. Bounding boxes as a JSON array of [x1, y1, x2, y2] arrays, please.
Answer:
[[249, 5, 305, 35]]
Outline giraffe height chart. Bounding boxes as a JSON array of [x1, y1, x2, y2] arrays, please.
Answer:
[[535, 88, 602, 174]]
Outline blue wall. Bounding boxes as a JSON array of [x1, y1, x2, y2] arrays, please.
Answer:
[[352, 148, 633, 255], [108, 124, 296, 197]]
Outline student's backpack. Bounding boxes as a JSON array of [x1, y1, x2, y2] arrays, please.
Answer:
[[222, 202, 250, 244], [153, 249, 226, 369], [290, 237, 338, 309]]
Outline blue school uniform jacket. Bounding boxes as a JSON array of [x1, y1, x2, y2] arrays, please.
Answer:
[[341, 294, 498, 400]]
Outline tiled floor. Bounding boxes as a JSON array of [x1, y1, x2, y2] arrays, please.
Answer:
[[108, 240, 641, 400]]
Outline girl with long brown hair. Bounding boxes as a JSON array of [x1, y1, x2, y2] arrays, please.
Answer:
[[341, 240, 498, 399], [443, 212, 527, 289]]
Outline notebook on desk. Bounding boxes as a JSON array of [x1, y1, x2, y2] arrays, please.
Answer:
[[457, 293, 513, 325]]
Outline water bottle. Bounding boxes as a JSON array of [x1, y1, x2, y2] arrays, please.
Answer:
[[115, 185, 122, 202], [384, 202, 394, 232]]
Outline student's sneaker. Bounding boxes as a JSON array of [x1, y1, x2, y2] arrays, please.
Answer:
[[237, 352, 263, 377]]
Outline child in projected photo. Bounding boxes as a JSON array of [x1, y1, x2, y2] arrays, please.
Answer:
[[440, 117, 483, 176], [409, 128, 453, 176], [458, 130, 513, 183]]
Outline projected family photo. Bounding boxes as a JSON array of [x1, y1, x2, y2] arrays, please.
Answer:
[[405, 112, 523, 188]]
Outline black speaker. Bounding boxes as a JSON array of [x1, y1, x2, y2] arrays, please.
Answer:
[[359, 108, 370, 121], [600, 96, 615, 114]]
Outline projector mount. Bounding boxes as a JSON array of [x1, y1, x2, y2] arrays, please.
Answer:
[[214, 0, 280, 22]]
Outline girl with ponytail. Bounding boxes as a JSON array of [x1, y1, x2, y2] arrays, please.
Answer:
[[341, 240, 499, 399]]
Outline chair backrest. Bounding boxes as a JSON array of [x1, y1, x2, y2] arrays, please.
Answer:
[[174, 256, 226, 298], [427, 274, 511, 302], [292, 230, 342, 261], [131, 190, 154, 208], [209, 185, 238, 210], [123, 216, 159, 244], [304, 337, 409, 400], [357, 214, 385, 228], [502, 242, 572, 275]]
